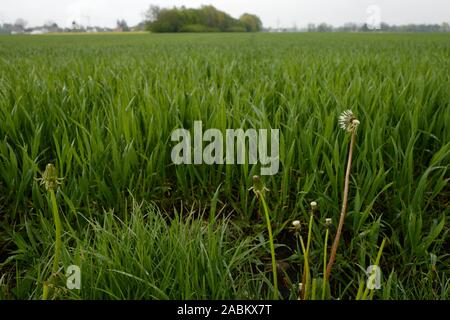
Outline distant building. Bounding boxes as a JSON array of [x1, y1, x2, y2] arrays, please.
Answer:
[[86, 27, 99, 33], [30, 29, 45, 35], [11, 24, 25, 34], [72, 21, 82, 31]]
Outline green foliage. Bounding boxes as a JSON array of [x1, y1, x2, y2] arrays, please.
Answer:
[[1, 201, 265, 299], [116, 20, 130, 32], [146, 5, 261, 33], [179, 24, 217, 33], [0, 33, 448, 299], [239, 14, 263, 32]]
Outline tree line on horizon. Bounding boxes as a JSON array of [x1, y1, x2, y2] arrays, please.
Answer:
[[144, 5, 263, 33], [1, 6, 449, 35], [302, 21, 450, 33]]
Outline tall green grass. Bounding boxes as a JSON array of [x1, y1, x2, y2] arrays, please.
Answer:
[[0, 33, 448, 299]]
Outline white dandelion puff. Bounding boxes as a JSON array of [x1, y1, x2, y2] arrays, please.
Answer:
[[338, 110, 360, 132]]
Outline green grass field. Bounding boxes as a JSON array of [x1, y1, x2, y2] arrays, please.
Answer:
[[0, 33, 449, 299]]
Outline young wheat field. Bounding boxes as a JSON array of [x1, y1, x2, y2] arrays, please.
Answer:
[[0, 33, 449, 300]]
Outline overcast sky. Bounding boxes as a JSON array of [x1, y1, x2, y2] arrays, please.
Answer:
[[0, 0, 449, 28]]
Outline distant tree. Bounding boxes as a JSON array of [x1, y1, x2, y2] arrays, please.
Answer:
[[14, 18, 27, 29], [317, 23, 332, 32], [338, 22, 358, 32], [145, 5, 161, 23], [239, 13, 263, 32], [361, 23, 370, 32], [302, 21, 450, 33], [44, 20, 58, 28], [307, 23, 316, 32], [379, 22, 390, 31], [116, 19, 130, 32], [198, 5, 235, 31], [145, 4, 262, 33], [0, 24, 8, 34], [43, 20, 59, 32], [132, 21, 147, 31]]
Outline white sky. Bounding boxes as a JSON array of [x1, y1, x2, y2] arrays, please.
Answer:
[[0, 0, 449, 28]]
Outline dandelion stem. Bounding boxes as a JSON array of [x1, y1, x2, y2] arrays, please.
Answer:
[[322, 227, 329, 299], [361, 238, 386, 300], [260, 193, 278, 300], [299, 234, 309, 299], [326, 129, 356, 279], [301, 213, 313, 299], [50, 188, 62, 275], [42, 281, 49, 300]]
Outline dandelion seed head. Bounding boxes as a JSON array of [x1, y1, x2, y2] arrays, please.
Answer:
[[325, 218, 332, 226], [292, 220, 301, 228], [339, 110, 360, 132]]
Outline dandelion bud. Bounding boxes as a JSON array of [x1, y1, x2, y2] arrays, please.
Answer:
[[39, 163, 62, 191], [292, 220, 301, 229], [310, 201, 317, 209], [325, 218, 332, 227], [250, 175, 268, 197]]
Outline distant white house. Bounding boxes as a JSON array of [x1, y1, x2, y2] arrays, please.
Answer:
[[30, 29, 47, 35], [72, 21, 82, 31], [27, 27, 51, 35], [86, 27, 99, 33]]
